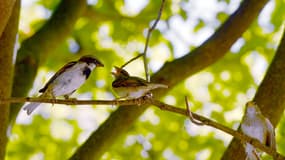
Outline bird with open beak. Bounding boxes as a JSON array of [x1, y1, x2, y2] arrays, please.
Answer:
[[111, 66, 168, 99]]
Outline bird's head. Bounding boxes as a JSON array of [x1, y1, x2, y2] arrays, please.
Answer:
[[78, 55, 104, 68], [111, 66, 130, 78], [245, 101, 262, 116]]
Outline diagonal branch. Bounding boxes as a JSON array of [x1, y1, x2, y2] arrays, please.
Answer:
[[120, 54, 143, 69], [69, 0, 269, 159], [151, 100, 285, 160]]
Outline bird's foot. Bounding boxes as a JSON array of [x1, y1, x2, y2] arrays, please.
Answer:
[[112, 97, 125, 106], [64, 95, 78, 104], [143, 92, 153, 100], [51, 98, 56, 106]]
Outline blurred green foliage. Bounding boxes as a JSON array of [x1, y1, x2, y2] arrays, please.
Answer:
[[8, 0, 285, 159]]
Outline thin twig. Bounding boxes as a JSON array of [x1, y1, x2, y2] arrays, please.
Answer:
[[142, 0, 166, 82], [185, 96, 204, 125], [120, 54, 143, 69]]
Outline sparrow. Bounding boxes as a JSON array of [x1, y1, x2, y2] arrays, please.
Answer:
[[111, 66, 168, 99], [241, 101, 276, 160], [23, 55, 104, 115]]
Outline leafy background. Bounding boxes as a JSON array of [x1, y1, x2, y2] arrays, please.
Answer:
[[5, 0, 285, 159]]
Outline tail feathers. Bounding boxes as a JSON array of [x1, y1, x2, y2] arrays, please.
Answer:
[[149, 83, 168, 89], [23, 102, 41, 115], [246, 151, 260, 160], [23, 93, 47, 115], [245, 144, 261, 160]]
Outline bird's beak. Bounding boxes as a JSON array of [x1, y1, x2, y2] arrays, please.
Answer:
[[96, 61, 104, 67], [111, 66, 121, 76], [114, 66, 121, 71], [246, 101, 256, 107]]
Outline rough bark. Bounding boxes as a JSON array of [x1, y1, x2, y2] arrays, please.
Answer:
[[221, 28, 285, 160], [9, 0, 87, 123], [0, 0, 15, 37], [0, 0, 20, 159], [69, 0, 269, 159]]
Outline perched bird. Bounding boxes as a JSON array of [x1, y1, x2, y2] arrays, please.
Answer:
[[241, 101, 276, 160], [23, 55, 104, 115], [111, 66, 168, 99]]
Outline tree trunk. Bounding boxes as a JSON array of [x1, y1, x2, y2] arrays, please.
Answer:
[[0, 0, 20, 159], [0, 0, 15, 37]]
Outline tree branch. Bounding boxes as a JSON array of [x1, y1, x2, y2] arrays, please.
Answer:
[[119, 0, 166, 79], [185, 96, 204, 125], [69, 0, 269, 159], [222, 24, 285, 160], [151, 100, 285, 160], [10, 0, 87, 124], [0, 97, 150, 106], [120, 54, 143, 69], [2, 96, 284, 159], [142, 0, 165, 81]]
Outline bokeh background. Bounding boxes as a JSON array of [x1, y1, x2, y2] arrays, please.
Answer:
[[4, 0, 285, 159]]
